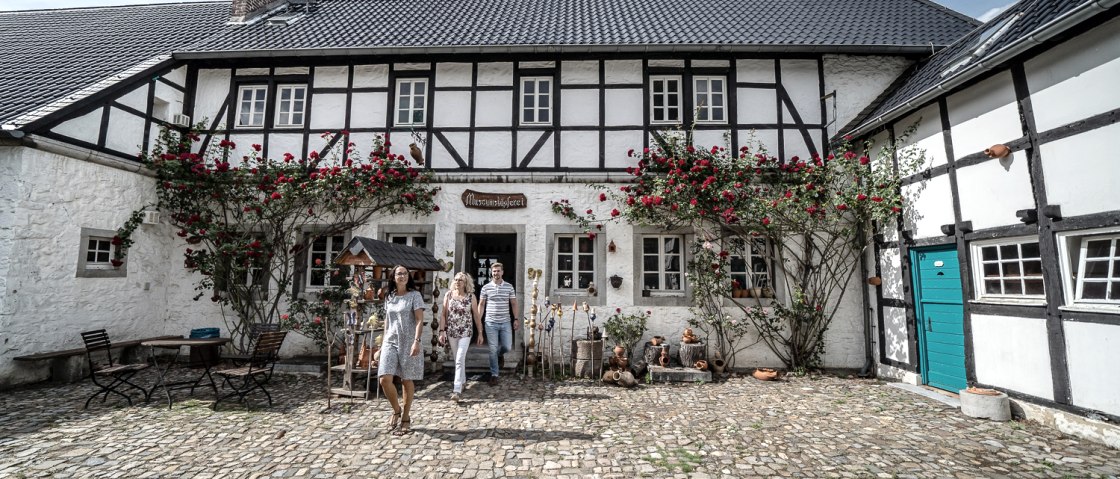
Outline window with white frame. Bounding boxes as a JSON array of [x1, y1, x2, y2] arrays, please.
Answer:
[[85, 237, 114, 270], [693, 76, 727, 123], [275, 85, 306, 127], [650, 76, 681, 124], [76, 227, 126, 278], [395, 78, 428, 126], [1074, 234, 1120, 304], [972, 239, 1044, 299], [729, 238, 770, 294], [555, 235, 595, 289], [521, 77, 552, 124], [237, 85, 268, 127], [306, 234, 347, 289], [642, 235, 684, 292]]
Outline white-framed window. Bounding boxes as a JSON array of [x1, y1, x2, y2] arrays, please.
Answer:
[[76, 227, 126, 278], [1073, 234, 1120, 304], [555, 235, 595, 290], [729, 238, 770, 293], [395, 78, 428, 126], [642, 235, 684, 292], [236, 85, 268, 127], [693, 76, 727, 123], [306, 234, 347, 290], [520, 77, 552, 125], [650, 76, 682, 124], [85, 237, 114, 270], [275, 85, 306, 127], [970, 238, 1044, 300]]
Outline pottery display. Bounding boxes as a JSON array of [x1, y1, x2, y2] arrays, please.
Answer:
[[694, 360, 708, 371], [650, 336, 664, 346], [682, 328, 699, 344], [710, 358, 726, 375], [659, 348, 670, 367]]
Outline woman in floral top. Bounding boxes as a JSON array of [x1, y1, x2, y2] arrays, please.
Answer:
[[438, 272, 482, 402]]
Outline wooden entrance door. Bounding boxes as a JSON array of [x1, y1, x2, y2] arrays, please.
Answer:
[[910, 245, 967, 392]]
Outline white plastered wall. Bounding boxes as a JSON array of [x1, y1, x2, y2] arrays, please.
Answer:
[[823, 55, 912, 137], [1040, 122, 1120, 217], [1064, 320, 1120, 416], [971, 314, 1054, 400], [1026, 15, 1120, 133], [955, 156, 1034, 231]]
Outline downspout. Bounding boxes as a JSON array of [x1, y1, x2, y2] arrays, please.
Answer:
[[857, 222, 875, 377]]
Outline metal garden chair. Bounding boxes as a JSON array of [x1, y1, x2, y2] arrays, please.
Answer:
[[80, 329, 151, 408], [212, 330, 288, 409]]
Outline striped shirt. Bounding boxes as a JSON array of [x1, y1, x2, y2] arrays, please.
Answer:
[[480, 281, 516, 324]]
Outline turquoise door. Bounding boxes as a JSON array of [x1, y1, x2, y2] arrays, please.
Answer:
[[910, 246, 967, 392]]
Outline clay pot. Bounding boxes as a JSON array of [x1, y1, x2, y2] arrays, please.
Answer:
[[602, 369, 616, 384], [694, 360, 708, 371], [526, 352, 537, 366], [613, 345, 626, 358], [659, 349, 670, 367], [363, 288, 375, 301], [616, 371, 638, 388], [711, 358, 726, 375], [984, 144, 1010, 159], [650, 336, 664, 346], [867, 276, 882, 286], [753, 368, 780, 381], [371, 265, 383, 280]]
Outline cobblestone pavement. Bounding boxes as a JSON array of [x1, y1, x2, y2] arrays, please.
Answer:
[[1, 370, 1118, 478]]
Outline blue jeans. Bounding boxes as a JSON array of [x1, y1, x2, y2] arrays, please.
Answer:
[[485, 320, 512, 377]]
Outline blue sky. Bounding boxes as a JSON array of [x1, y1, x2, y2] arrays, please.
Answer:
[[2, 0, 1020, 20]]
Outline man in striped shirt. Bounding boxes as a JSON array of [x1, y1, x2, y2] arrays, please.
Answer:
[[478, 262, 519, 385]]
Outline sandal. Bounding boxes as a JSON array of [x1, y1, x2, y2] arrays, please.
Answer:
[[387, 410, 401, 432], [393, 419, 411, 436]]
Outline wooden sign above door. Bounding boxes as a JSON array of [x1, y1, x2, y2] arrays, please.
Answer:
[[461, 189, 528, 209]]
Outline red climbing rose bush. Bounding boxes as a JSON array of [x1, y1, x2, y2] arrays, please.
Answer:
[[554, 128, 925, 370], [119, 127, 439, 352]]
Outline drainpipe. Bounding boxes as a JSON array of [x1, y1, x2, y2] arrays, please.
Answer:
[[858, 223, 875, 377]]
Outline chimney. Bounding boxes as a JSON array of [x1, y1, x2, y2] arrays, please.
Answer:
[[229, 0, 287, 24]]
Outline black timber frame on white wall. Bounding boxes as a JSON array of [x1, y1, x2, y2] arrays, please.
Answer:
[[869, 10, 1120, 422], [21, 53, 836, 174]]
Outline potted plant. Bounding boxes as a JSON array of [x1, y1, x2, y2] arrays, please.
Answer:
[[603, 308, 650, 362]]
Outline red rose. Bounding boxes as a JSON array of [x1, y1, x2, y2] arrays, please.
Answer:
[[599, 193, 607, 202], [762, 217, 771, 226], [857, 193, 868, 201], [859, 156, 870, 165], [110, 259, 123, 267], [270, 192, 282, 200], [836, 204, 848, 210], [871, 196, 883, 202]]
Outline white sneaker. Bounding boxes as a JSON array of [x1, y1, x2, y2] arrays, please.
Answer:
[[451, 392, 461, 402]]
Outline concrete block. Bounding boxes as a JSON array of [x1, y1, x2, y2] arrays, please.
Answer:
[[960, 388, 1012, 421], [648, 365, 711, 383]]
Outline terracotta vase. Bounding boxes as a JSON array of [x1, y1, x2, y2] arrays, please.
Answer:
[[694, 360, 708, 371], [602, 369, 616, 384], [371, 265, 383, 280], [753, 368, 780, 381], [363, 288, 375, 301], [867, 276, 882, 286], [984, 144, 1010, 159], [617, 371, 638, 388], [614, 345, 626, 358], [650, 336, 663, 346], [659, 349, 670, 367], [711, 358, 726, 375]]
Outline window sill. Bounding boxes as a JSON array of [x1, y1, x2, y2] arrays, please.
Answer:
[[1059, 304, 1120, 316], [969, 298, 1047, 307]]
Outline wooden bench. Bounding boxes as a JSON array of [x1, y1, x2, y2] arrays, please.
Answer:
[[14, 335, 183, 383]]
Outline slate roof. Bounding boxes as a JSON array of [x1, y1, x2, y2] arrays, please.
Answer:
[[181, 0, 978, 57], [0, 2, 229, 127], [337, 237, 443, 271], [844, 0, 1100, 136], [1, 0, 979, 129]]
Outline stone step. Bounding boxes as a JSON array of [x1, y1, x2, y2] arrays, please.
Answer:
[[648, 365, 712, 383]]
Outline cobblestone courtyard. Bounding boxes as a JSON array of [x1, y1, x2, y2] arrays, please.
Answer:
[[1, 371, 1118, 478]]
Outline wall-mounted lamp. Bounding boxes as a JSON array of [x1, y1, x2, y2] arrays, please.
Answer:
[[609, 274, 623, 289], [1016, 208, 1038, 224], [956, 221, 974, 234], [607, 240, 616, 253], [1042, 205, 1062, 221], [940, 223, 956, 236]]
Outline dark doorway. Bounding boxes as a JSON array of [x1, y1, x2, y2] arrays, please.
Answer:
[[464, 233, 518, 346]]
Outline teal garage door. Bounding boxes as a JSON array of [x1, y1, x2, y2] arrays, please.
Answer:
[[910, 245, 967, 392]]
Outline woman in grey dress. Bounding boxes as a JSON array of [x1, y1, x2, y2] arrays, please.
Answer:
[[378, 265, 425, 435]]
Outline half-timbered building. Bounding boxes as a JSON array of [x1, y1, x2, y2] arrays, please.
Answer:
[[2, 0, 1117, 444]]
